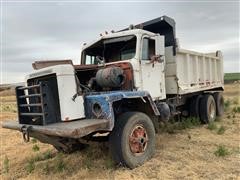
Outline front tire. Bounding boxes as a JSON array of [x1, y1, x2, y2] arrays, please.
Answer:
[[109, 112, 155, 169]]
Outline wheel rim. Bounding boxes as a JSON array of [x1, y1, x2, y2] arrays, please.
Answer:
[[209, 101, 216, 120], [129, 124, 148, 156]]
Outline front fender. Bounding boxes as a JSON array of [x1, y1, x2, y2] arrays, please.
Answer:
[[84, 91, 159, 130]]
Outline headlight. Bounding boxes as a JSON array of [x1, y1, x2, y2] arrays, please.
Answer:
[[92, 102, 102, 117]]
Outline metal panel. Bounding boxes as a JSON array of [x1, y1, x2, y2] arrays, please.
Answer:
[[32, 60, 73, 70], [165, 48, 224, 95], [84, 90, 160, 130], [2, 119, 109, 139], [120, 16, 177, 55]]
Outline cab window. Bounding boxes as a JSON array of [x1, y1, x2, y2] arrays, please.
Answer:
[[82, 35, 137, 65], [142, 38, 155, 60]]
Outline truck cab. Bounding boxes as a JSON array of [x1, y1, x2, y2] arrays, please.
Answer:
[[81, 29, 166, 100]]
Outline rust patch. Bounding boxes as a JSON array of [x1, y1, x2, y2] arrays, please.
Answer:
[[74, 64, 99, 71], [106, 62, 134, 90], [74, 62, 134, 91], [32, 60, 73, 70]]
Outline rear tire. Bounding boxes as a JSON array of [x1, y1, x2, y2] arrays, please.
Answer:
[[189, 95, 202, 118], [199, 94, 216, 123], [109, 112, 155, 169], [213, 92, 224, 116]]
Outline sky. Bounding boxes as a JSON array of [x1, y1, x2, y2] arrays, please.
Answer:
[[1, 0, 239, 84]]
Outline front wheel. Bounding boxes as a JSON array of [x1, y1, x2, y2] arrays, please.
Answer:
[[109, 112, 155, 169]]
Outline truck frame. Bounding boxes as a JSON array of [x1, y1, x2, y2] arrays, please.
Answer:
[[2, 16, 224, 168]]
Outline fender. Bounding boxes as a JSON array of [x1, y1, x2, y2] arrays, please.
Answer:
[[84, 91, 160, 131]]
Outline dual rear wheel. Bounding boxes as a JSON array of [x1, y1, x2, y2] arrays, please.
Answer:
[[190, 92, 224, 123]]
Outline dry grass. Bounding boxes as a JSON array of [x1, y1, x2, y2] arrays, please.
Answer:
[[0, 89, 15, 97], [0, 83, 240, 179]]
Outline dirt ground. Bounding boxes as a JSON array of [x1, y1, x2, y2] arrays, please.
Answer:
[[0, 83, 239, 179]]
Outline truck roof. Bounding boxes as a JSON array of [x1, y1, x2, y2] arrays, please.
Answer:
[[120, 15, 177, 55], [82, 16, 177, 55], [82, 29, 155, 50]]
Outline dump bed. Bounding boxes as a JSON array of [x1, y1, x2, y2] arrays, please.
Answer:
[[165, 47, 224, 95]]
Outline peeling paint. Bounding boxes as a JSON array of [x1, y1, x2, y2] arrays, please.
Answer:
[[84, 90, 159, 130]]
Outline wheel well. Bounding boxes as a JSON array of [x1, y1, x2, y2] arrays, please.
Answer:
[[112, 98, 159, 133]]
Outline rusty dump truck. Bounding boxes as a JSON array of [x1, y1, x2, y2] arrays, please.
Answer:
[[3, 16, 224, 168]]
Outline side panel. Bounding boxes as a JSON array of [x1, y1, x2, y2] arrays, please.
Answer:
[[130, 59, 142, 90], [165, 48, 224, 95], [140, 62, 165, 100], [165, 46, 178, 94], [57, 75, 85, 121], [139, 35, 166, 100]]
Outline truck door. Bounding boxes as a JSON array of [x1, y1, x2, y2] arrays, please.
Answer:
[[140, 35, 166, 100]]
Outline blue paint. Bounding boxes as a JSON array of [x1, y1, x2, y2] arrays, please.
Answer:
[[84, 90, 158, 130]]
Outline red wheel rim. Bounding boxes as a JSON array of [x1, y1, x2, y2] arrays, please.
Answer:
[[129, 125, 148, 156]]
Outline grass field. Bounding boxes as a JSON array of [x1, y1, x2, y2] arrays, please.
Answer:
[[0, 83, 240, 179], [224, 73, 240, 83]]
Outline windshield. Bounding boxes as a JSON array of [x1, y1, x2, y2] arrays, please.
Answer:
[[82, 35, 136, 65]]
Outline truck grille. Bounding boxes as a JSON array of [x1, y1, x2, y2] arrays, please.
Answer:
[[16, 75, 61, 125]]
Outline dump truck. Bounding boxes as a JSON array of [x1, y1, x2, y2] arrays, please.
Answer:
[[2, 16, 224, 168]]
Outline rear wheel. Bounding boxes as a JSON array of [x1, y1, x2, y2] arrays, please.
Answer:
[[189, 95, 202, 118], [109, 112, 155, 169], [199, 94, 216, 123], [213, 92, 224, 116]]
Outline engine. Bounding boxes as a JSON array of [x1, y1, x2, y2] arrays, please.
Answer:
[[96, 66, 125, 88], [75, 62, 134, 92]]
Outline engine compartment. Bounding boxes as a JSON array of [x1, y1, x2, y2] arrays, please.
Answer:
[[74, 62, 134, 93]]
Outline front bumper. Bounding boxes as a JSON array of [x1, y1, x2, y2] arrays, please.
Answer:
[[2, 119, 109, 139]]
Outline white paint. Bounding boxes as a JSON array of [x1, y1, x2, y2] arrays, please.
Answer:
[[138, 34, 166, 100], [165, 48, 224, 94], [26, 64, 85, 121]]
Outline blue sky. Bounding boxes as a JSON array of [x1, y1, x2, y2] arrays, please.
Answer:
[[1, 1, 239, 83]]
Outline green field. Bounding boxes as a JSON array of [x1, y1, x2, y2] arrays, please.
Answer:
[[224, 73, 240, 82]]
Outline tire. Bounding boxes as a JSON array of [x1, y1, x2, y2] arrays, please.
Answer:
[[213, 92, 224, 116], [199, 94, 216, 123], [189, 95, 202, 118], [109, 112, 155, 169]]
